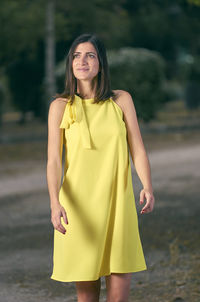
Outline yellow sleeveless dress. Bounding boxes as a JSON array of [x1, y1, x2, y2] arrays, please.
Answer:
[[51, 94, 147, 282]]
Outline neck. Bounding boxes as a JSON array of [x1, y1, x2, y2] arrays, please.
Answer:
[[76, 79, 97, 99]]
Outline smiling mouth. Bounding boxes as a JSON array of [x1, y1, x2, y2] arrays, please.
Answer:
[[77, 69, 89, 71]]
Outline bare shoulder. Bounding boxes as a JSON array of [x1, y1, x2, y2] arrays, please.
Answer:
[[112, 89, 135, 113], [49, 97, 68, 114], [48, 97, 69, 126], [50, 97, 68, 110], [113, 89, 131, 98]]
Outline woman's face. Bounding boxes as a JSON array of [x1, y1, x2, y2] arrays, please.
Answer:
[[72, 42, 100, 81]]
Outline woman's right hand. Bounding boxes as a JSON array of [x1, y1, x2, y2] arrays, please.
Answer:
[[51, 203, 69, 234]]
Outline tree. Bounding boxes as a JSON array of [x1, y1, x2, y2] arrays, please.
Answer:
[[44, 0, 56, 120]]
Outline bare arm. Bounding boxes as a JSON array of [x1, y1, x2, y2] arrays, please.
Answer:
[[116, 90, 155, 214], [46, 98, 69, 233]]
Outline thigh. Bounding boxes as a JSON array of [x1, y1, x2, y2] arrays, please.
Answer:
[[75, 278, 101, 302], [105, 273, 132, 302]]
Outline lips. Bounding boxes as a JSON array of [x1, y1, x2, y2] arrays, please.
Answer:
[[77, 68, 89, 71]]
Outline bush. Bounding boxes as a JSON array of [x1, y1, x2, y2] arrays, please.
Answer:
[[184, 56, 200, 109], [107, 47, 168, 122]]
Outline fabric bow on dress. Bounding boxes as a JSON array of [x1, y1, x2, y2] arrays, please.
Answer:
[[59, 95, 92, 149]]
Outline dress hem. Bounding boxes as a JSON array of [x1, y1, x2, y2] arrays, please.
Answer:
[[50, 266, 147, 282]]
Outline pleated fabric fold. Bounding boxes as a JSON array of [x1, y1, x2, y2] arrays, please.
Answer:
[[59, 96, 92, 149]]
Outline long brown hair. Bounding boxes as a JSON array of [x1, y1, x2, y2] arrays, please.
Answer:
[[55, 33, 116, 104]]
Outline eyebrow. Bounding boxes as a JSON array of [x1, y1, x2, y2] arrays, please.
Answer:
[[73, 51, 97, 55]]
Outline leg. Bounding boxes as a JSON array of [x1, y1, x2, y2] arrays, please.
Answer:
[[105, 273, 132, 302], [75, 277, 101, 302]]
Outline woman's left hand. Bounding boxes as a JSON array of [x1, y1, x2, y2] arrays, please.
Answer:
[[139, 188, 155, 214]]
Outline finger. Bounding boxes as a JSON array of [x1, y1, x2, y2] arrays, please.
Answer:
[[56, 223, 66, 234], [139, 190, 145, 204], [140, 207, 151, 214], [141, 202, 153, 214], [141, 202, 148, 210], [56, 227, 66, 234], [141, 200, 150, 211], [61, 208, 69, 225], [143, 193, 153, 207], [58, 222, 66, 233], [140, 203, 151, 213], [140, 207, 148, 214], [54, 217, 66, 233]]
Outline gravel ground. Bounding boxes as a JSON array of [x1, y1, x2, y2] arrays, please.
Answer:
[[0, 139, 200, 302]]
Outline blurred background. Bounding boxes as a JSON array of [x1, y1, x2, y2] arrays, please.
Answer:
[[0, 0, 200, 301]]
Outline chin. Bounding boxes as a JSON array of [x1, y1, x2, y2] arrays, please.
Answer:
[[75, 76, 95, 81]]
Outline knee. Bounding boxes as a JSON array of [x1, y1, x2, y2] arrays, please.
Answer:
[[78, 296, 99, 302], [77, 292, 100, 302], [76, 279, 101, 302]]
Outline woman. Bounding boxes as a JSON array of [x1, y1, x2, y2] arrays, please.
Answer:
[[47, 33, 155, 302]]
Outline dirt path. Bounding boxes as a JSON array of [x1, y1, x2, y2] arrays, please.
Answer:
[[0, 142, 200, 302], [1, 143, 199, 198]]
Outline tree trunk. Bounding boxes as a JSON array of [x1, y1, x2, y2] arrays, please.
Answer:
[[44, 0, 56, 119]]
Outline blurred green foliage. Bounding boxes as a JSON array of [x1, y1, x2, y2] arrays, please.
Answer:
[[187, 0, 200, 6], [185, 56, 200, 109], [108, 48, 168, 121], [0, 0, 200, 121]]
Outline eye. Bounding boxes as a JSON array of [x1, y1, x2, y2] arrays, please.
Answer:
[[73, 53, 79, 58], [88, 54, 96, 58]]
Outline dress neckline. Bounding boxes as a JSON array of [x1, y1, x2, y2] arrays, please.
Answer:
[[75, 94, 112, 104], [75, 94, 95, 104]]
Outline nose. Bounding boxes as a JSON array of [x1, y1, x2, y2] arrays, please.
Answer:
[[80, 55, 87, 65]]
